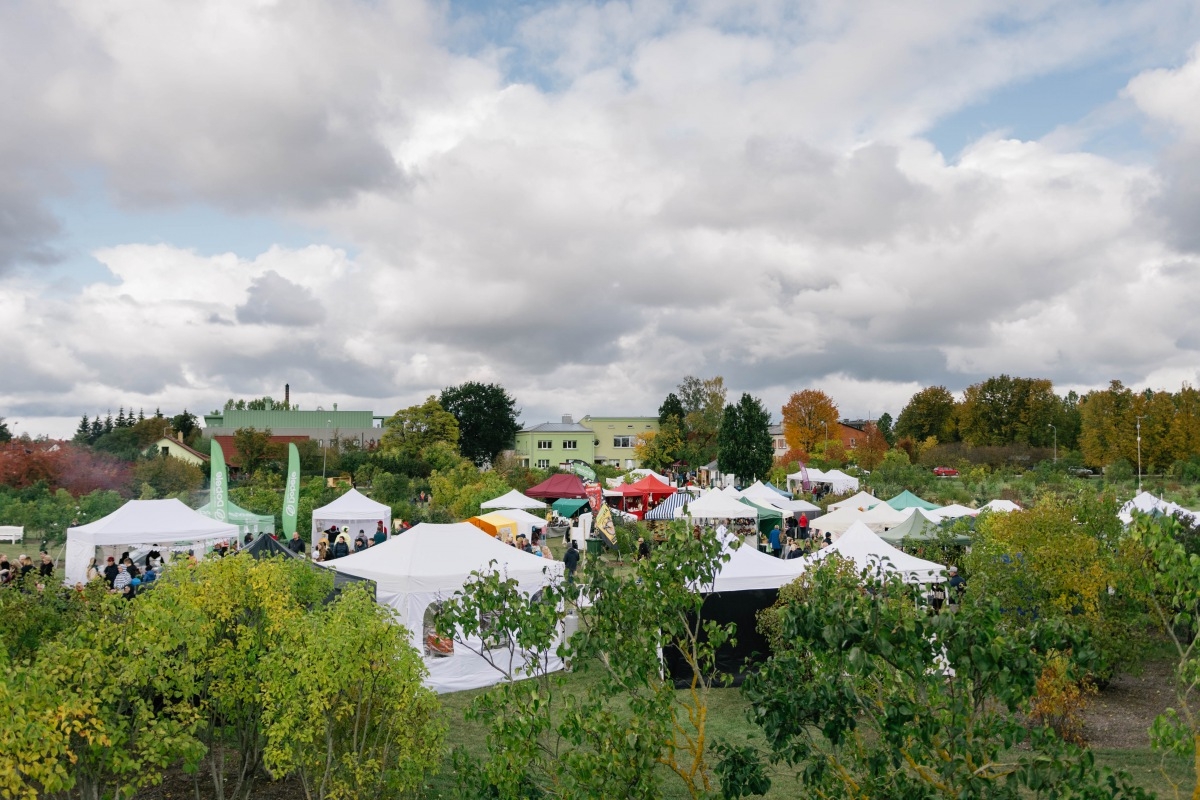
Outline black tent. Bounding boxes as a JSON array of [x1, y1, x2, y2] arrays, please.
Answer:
[[662, 589, 780, 688], [242, 534, 375, 605]]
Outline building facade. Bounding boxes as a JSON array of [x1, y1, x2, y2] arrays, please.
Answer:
[[202, 406, 385, 449], [512, 414, 660, 470], [580, 415, 660, 469]]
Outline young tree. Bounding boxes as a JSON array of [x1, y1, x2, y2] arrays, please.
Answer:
[[717, 393, 773, 485], [232, 427, 276, 475], [780, 389, 838, 455], [677, 375, 726, 466], [738, 557, 1151, 799], [895, 385, 958, 443], [875, 411, 895, 446], [439, 381, 521, 467], [635, 417, 685, 472], [170, 410, 200, 445], [381, 397, 460, 463], [134, 454, 205, 496], [73, 415, 90, 443]]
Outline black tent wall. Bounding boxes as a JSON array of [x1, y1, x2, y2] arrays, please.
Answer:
[[663, 588, 779, 688]]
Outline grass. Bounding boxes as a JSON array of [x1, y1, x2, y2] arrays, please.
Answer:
[[422, 668, 1196, 798]]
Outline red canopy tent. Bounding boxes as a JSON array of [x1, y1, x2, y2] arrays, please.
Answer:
[[525, 473, 588, 499], [628, 475, 676, 498], [604, 483, 649, 519]]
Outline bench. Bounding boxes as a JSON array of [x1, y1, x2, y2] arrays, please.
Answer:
[[0, 527, 23, 544]]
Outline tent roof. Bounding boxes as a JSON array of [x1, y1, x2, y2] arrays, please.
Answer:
[[703, 537, 807, 593], [740, 481, 785, 503], [878, 509, 970, 545], [526, 473, 588, 499], [494, 508, 548, 527], [480, 489, 546, 510], [809, 505, 867, 535], [552, 498, 591, 517], [1117, 491, 1198, 524], [764, 481, 792, 498], [981, 499, 1021, 513], [329, 522, 562, 593], [645, 491, 698, 520], [859, 501, 908, 526], [807, 522, 946, 583], [69, 499, 238, 546], [828, 491, 880, 511], [628, 475, 676, 496], [740, 497, 784, 521], [312, 488, 391, 520], [822, 470, 861, 493], [928, 503, 979, 522], [675, 491, 758, 519], [885, 490, 941, 511]]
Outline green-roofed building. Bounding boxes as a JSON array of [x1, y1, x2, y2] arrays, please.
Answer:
[[886, 490, 941, 512]]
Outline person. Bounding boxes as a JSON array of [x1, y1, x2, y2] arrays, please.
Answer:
[[928, 582, 946, 615], [374, 522, 387, 546], [637, 537, 650, 560], [332, 535, 350, 559], [288, 531, 305, 554], [317, 536, 330, 561], [786, 539, 806, 559], [18, 555, 35, 583], [147, 546, 163, 569], [768, 524, 783, 558], [142, 565, 157, 585], [564, 540, 580, 580], [798, 513, 809, 539], [103, 556, 119, 587], [37, 552, 54, 579], [354, 530, 368, 552], [85, 557, 101, 582], [947, 566, 966, 602], [715, 520, 728, 540], [823, 531, 832, 546], [112, 563, 132, 593], [0, 553, 8, 574], [243, 531, 253, 546], [124, 557, 140, 579]]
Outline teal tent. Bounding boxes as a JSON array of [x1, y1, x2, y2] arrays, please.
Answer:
[[198, 499, 275, 537], [739, 497, 784, 535], [878, 509, 970, 546], [886, 490, 941, 512], [552, 498, 591, 518]]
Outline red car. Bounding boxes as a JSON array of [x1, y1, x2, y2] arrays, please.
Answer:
[[933, 466, 959, 477]]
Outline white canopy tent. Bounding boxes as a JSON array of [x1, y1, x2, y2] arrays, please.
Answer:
[[739, 482, 820, 515], [809, 505, 868, 537], [858, 501, 907, 532], [981, 499, 1021, 513], [786, 467, 825, 493], [311, 489, 391, 546], [480, 489, 546, 510], [1118, 491, 1199, 525], [675, 490, 759, 520], [822, 470, 861, 494], [927, 504, 979, 523], [700, 537, 807, 593], [804, 522, 946, 584], [828, 491, 880, 511], [329, 522, 565, 694], [497, 508, 553, 539], [65, 499, 238, 584]]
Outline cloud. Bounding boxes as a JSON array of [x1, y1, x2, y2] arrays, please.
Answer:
[[236, 270, 326, 327]]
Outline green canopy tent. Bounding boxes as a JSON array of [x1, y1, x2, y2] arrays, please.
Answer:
[[878, 509, 970, 546], [885, 490, 941, 512], [198, 499, 276, 537], [739, 497, 784, 535], [552, 498, 591, 519]]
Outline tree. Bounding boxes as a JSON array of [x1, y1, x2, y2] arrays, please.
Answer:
[[738, 558, 1150, 799], [875, 411, 895, 446], [658, 392, 685, 426], [170, 410, 200, 445], [957, 375, 1060, 447], [676, 375, 726, 466], [895, 385, 958, 443], [853, 421, 889, 471], [224, 396, 296, 411], [232, 427, 277, 476], [717, 393, 773, 485], [134, 454, 205, 497], [438, 382, 521, 467], [0, 417, 10, 444], [635, 416, 685, 472], [73, 415, 90, 443], [262, 586, 444, 800], [381, 397, 460, 464], [780, 389, 838, 455]]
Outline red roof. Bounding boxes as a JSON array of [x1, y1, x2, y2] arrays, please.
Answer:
[[525, 473, 588, 499], [628, 475, 676, 497]]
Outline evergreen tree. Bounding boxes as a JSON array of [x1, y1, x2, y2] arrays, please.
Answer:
[[138, 408, 146, 423], [717, 392, 774, 485], [154, 407, 163, 418], [116, 407, 127, 428], [90, 417, 104, 441], [75, 415, 91, 442], [103, 412, 114, 435]]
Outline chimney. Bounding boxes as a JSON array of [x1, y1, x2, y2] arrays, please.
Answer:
[[176, 430, 183, 443], [562, 414, 573, 425], [284, 383, 290, 407]]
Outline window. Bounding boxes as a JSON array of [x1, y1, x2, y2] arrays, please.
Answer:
[[849, 438, 856, 447], [536, 459, 550, 469], [562, 440, 577, 450], [613, 436, 634, 448], [537, 440, 553, 449]]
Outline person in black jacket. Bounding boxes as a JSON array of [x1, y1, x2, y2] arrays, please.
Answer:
[[563, 540, 580, 582], [287, 531, 306, 554], [331, 535, 351, 559], [103, 556, 119, 587]]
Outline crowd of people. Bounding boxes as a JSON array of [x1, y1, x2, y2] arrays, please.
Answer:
[[0, 551, 55, 590], [313, 520, 404, 561]]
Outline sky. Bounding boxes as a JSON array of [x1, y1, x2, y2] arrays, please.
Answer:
[[4, 0, 1200, 440]]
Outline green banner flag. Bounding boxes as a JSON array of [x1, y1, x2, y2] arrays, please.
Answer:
[[209, 439, 228, 524], [283, 442, 300, 536]]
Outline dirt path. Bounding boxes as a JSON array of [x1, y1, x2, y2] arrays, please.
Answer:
[[1083, 659, 1176, 749]]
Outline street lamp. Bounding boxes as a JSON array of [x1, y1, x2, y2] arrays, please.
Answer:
[[1136, 416, 1143, 493], [321, 418, 331, 482], [820, 420, 828, 450], [1047, 423, 1056, 464]]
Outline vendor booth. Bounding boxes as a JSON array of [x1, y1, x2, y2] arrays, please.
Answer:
[[526, 474, 588, 500], [198, 498, 275, 537], [65, 499, 238, 584], [828, 491, 880, 511], [675, 490, 759, 520], [480, 489, 546, 510], [311, 488, 391, 548], [804, 521, 946, 584], [328, 522, 565, 693], [879, 509, 971, 546], [885, 490, 941, 512], [467, 512, 518, 540], [493, 508, 550, 539]]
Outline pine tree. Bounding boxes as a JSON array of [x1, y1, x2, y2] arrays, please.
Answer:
[[75, 415, 90, 442], [138, 408, 146, 423], [116, 407, 127, 428], [90, 417, 103, 441], [154, 408, 163, 418], [104, 412, 114, 435]]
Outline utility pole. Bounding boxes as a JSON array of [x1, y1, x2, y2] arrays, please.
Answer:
[[1136, 416, 1143, 493], [1048, 423, 1056, 464], [322, 418, 331, 483]]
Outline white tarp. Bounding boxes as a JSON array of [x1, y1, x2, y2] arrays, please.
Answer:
[[828, 491, 880, 511], [65, 499, 238, 584], [981, 499, 1021, 513], [497, 508, 553, 538], [480, 489, 546, 510], [675, 490, 759, 520], [311, 488, 391, 545], [1118, 491, 1199, 525], [858, 501, 907, 531], [804, 521, 946, 584], [329, 522, 565, 694], [927, 504, 979, 522]]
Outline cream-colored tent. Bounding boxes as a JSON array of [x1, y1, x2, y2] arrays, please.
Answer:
[[828, 491, 880, 512], [810, 505, 868, 537]]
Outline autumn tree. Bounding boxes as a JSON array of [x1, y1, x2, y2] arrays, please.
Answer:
[[0, 418, 11, 444], [780, 389, 838, 456], [852, 421, 889, 471], [895, 385, 958, 443], [1079, 380, 1138, 468], [439, 381, 521, 467], [134, 454, 205, 497], [232, 427, 279, 475], [717, 393, 773, 485], [381, 397, 460, 464], [634, 417, 684, 472], [956, 375, 1060, 447]]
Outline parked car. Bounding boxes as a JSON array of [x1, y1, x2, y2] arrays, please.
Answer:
[[932, 466, 959, 477], [1068, 467, 1094, 477]]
